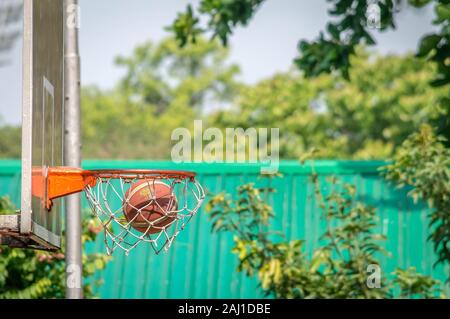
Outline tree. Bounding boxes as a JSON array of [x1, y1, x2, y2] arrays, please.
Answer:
[[383, 124, 450, 269], [81, 37, 240, 159], [0, 121, 21, 159], [0, 0, 22, 67], [115, 37, 240, 115], [0, 196, 110, 298], [208, 51, 448, 159], [169, 0, 450, 87], [206, 174, 444, 298]]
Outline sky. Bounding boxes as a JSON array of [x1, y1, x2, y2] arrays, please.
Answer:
[[0, 0, 436, 125]]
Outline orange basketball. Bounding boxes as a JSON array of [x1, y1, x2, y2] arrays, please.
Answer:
[[123, 180, 177, 234]]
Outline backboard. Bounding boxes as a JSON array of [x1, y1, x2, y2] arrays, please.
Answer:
[[20, 0, 64, 250]]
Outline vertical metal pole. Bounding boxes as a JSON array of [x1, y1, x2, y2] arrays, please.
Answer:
[[64, 0, 82, 299]]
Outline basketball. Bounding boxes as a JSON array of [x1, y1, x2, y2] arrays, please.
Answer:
[[123, 180, 178, 234]]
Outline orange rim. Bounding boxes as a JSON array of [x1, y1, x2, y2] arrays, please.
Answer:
[[85, 169, 196, 179], [32, 166, 197, 211]]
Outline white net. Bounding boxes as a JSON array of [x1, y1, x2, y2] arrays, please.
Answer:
[[83, 171, 205, 255]]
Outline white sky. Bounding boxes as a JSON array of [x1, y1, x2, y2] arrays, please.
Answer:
[[0, 0, 436, 125]]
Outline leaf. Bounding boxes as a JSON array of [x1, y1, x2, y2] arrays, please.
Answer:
[[327, 23, 340, 40], [310, 249, 328, 272], [94, 258, 105, 270], [408, 0, 432, 8], [417, 34, 441, 57], [435, 4, 450, 22]]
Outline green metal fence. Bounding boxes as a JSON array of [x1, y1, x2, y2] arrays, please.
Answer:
[[0, 160, 447, 298]]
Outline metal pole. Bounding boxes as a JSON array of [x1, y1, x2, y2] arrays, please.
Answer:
[[64, 0, 82, 299]]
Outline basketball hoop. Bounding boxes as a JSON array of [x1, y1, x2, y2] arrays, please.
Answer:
[[32, 167, 205, 255]]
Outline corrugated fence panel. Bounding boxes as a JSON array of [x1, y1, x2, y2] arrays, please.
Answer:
[[0, 160, 447, 298]]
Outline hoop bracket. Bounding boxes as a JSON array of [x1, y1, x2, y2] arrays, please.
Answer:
[[32, 167, 97, 211]]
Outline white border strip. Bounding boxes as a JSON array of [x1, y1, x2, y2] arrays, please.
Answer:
[[32, 221, 61, 247], [20, 0, 33, 234]]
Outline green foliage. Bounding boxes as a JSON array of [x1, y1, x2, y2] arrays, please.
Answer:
[[383, 124, 450, 268], [394, 267, 441, 298], [0, 196, 15, 214], [82, 37, 240, 159], [295, 0, 397, 80], [207, 175, 444, 298], [310, 177, 392, 298], [0, 196, 110, 298], [170, 0, 450, 87], [414, 1, 450, 87], [0, 40, 446, 161], [169, 0, 265, 47], [296, 35, 355, 80], [209, 52, 448, 159], [169, 5, 203, 47], [0, 124, 21, 159], [114, 37, 239, 114]]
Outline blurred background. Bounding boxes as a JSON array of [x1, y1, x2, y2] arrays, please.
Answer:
[[0, 0, 449, 298], [0, 0, 445, 159]]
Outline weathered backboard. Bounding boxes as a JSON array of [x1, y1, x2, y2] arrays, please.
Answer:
[[20, 0, 64, 249]]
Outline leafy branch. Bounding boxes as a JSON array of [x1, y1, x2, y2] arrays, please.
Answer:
[[383, 124, 450, 270], [169, 0, 450, 86], [0, 196, 111, 299], [206, 172, 444, 298]]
